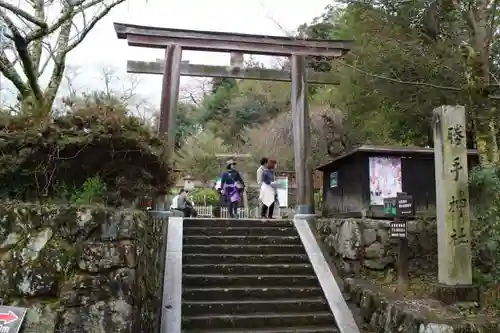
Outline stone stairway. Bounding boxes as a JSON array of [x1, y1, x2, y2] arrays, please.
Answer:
[[181, 218, 340, 333]]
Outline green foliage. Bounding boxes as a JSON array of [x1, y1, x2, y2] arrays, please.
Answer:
[[469, 166, 500, 306], [70, 176, 107, 205], [314, 190, 323, 213], [0, 103, 172, 205], [175, 103, 201, 148], [310, 4, 465, 147], [189, 188, 220, 206], [174, 130, 230, 183]]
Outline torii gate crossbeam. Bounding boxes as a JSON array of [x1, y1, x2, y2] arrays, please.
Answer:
[[114, 22, 352, 218]]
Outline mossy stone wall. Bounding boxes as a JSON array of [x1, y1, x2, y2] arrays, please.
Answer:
[[0, 202, 164, 333]]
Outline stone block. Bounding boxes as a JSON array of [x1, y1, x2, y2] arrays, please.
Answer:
[[434, 283, 479, 305], [78, 242, 137, 273], [376, 228, 390, 245], [364, 242, 384, 259], [362, 257, 393, 270], [16, 267, 58, 297], [100, 211, 144, 241], [22, 303, 59, 333], [57, 298, 133, 333], [362, 228, 377, 246], [60, 269, 136, 307], [335, 219, 361, 260]]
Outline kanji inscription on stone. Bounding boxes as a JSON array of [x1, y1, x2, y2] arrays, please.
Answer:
[[432, 105, 472, 286]]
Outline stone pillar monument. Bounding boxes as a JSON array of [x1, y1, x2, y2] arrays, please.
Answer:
[[432, 105, 478, 303]]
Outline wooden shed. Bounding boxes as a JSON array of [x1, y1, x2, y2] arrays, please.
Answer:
[[316, 145, 479, 217]]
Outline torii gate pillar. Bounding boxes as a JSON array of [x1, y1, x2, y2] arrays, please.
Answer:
[[291, 54, 314, 216], [159, 43, 182, 154]]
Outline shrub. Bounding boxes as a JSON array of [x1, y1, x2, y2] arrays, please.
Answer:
[[70, 176, 107, 205], [469, 165, 500, 303], [0, 105, 172, 205], [189, 188, 220, 206]]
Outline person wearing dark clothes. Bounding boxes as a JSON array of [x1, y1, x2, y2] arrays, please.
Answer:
[[220, 158, 245, 218], [174, 189, 197, 217], [259, 160, 277, 218]]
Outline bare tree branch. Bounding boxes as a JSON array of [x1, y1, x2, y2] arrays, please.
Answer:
[[0, 0, 47, 27], [0, 50, 28, 95], [0, 9, 44, 103], [29, 0, 45, 74], [37, 40, 55, 76], [64, 0, 126, 54], [44, 19, 72, 107], [25, 0, 87, 42]]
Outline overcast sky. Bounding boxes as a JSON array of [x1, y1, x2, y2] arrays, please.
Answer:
[[1, 0, 333, 107]]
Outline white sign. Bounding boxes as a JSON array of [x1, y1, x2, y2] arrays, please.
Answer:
[[390, 221, 407, 238], [275, 177, 288, 207], [0, 306, 27, 333], [369, 156, 402, 205]]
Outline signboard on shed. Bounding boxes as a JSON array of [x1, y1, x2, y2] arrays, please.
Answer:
[[390, 220, 407, 238], [276, 177, 288, 207], [383, 194, 414, 218], [0, 306, 27, 333], [395, 194, 414, 217]]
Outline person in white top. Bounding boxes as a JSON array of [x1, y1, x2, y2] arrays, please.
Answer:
[[256, 157, 268, 185], [170, 193, 179, 210]]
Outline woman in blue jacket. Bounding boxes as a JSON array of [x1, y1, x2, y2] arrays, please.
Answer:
[[219, 158, 245, 218]]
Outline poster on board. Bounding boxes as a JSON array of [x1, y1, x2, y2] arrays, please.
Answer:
[[369, 157, 402, 205], [275, 177, 288, 207], [330, 171, 338, 188]]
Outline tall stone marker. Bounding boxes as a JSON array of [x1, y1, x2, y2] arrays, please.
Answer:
[[432, 105, 472, 289]]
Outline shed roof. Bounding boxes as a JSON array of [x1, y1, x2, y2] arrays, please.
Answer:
[[316, 145, 479, 171]]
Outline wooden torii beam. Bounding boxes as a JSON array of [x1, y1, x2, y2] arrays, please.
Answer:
[[127, 60, 339, 84], [114, 22, 353, 219], [114, 23, 351, 56]]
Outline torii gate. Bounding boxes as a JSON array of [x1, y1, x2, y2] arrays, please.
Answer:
[[114, 23, 352, 216]]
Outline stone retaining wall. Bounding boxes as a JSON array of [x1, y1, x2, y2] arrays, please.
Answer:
[[0, 201, 164, 333], [344, 278, 499, 333], [317, 218, 437, 276]]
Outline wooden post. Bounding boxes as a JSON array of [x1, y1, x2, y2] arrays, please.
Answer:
[[291, 54, 314, 215], [432, 105, 477, 303], [386, 193, 413, 292], [397, 235, 409, 291], [156, 44, 182, 211], [230, 52, 244, 68], [159, 44, 182, 154]]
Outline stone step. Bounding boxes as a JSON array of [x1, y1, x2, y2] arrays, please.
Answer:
[[183, 327, 339, 333], [182, 298, 329, 316], [182, 287, 324, 301], [184, 218, 293, 228], [183, 227, 297, 237], [182, 253, 309, 265], [181, 312, 336, 330], [183, 244, 305, 255], [182, 263, 314, 275], [183, 235, 301, 245], [183, 274, 318, 288]]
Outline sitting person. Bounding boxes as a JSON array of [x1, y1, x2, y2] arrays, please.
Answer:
[[171, 189, 197, 217]]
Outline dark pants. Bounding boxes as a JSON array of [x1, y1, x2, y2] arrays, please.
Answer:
[[178, 207, 196, 217], [261, 202, 275, 218], [228, 200, 238, 218]]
